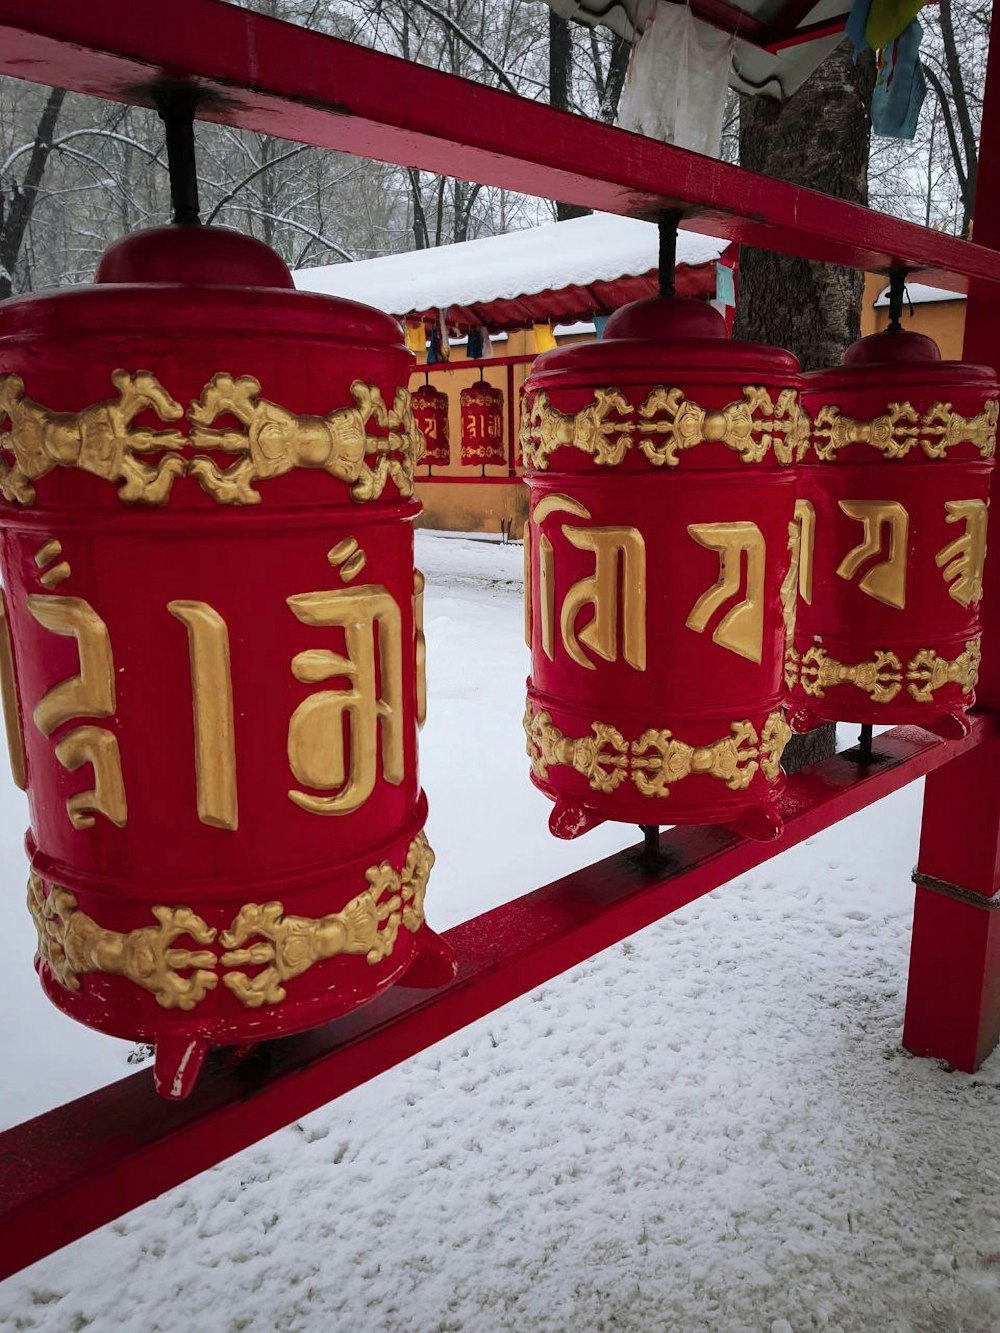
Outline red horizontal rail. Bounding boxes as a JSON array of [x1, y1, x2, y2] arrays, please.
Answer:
[[0, 0, 996, 293], [0, 713, 992, 1281]]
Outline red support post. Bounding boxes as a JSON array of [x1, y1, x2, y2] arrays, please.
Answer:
[[903, 5, 1000, 1071]]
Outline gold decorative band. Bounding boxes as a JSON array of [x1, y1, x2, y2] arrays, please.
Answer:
[[27, 831, 433, 1010], [790, 637, 980, 703], [0, 370, 422, 507], [524, 702, 791, 798], [519, 385, 806, 470], [809, 400, 997, 461]]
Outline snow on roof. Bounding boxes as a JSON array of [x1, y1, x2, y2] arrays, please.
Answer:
[[873, 282, 967, 308], [293, 213, 727, 318]]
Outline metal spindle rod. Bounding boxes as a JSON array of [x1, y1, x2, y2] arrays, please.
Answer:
[[858, 724, 874, 763], [640, 823, 660, 861], [657, 211, 683, 299], [155, 84, 201, 226]]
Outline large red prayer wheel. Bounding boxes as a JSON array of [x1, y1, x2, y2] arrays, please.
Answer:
[[787, 328, 998, 737], [520, 298, 802, 842], [460, 381, 505, 466], [412, 382, 450, 467], [0, 225, 454, 1099]]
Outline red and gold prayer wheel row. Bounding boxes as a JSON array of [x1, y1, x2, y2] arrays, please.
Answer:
[[521, 296, 998, 845]]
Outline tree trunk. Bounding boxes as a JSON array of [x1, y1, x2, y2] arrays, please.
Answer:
[[549, 10, 589, 221], [0, 86, 66, 300], [734, 42, 876, 772]]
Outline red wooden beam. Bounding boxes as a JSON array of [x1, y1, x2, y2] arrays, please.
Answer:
[[0, 0, 995, 293], [0, 715, 992, 1282]]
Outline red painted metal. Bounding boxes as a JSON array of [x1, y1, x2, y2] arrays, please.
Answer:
[[413, 383, 451, 467], [764, 16, 850, 51], [0, 713, 991, 1282], [522, 298, 800, 842], [789, 328, 997, 737], [0, 224, 454, 1101], [0, 0, 997, 294], [902, 0, 1000, 1072], [460, 382, 506, 467]]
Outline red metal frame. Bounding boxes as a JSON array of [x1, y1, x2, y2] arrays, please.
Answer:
[[0, 0, 998, 1282], [0, 0, 996, 292]]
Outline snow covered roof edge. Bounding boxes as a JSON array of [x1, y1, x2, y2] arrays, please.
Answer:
[[293, 213, 728, 319]]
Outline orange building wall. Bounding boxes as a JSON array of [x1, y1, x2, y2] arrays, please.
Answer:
[[860, 272, 967, 357]]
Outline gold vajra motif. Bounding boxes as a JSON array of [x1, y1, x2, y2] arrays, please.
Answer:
[[0, 370, 421, 507], [793, 638, 980, 704], [811, 400, 997, 461], [906, 639, 981, 703], [28, 873, 218, 1011], [519, 385, 807, 470], [524, 704, 791, 798], [26, 832, 433, 1010]]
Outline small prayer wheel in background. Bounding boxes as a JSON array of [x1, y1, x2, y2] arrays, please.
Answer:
[[413, 381, 450, 467], [460, 380, 505, 467]]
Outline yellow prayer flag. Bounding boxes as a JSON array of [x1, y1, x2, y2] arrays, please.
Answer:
[[533, 323, 557, 352]]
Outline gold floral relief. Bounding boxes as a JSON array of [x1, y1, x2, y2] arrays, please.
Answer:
[[0, 371, 420, 507], [525, 703, 790, 798], [811, 399, 997, 461], [519, 385, 804, 471], [27, 831, 434, 1010]]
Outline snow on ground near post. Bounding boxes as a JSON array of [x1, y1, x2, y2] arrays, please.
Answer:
[[2, 530, 1000, 1332]]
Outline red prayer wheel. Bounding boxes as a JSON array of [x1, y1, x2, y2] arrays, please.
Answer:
[[520, 298, 802, 843], [460, 380, 505, 466], [0, 224, 454, 1099], [412, 382, 450, 467], [787, 328, 998, 737]]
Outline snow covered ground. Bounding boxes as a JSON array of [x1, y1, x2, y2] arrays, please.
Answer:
[[1, 530, 999, 1332]]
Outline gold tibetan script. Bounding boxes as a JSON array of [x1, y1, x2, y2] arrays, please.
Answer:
[[686, 521, 766, 664], [793, 499, 816, 604], [936, 499, 988, 607], [168, 601, 238, 830], [837, 500, 909, 609], [287, 554, 404, 815], [532, 494, 646, 671], [27, 588, 127, 829]]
